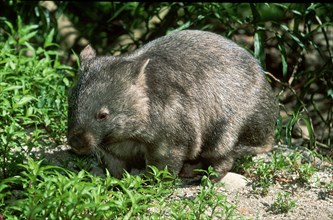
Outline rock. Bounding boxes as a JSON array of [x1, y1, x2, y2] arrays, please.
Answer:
[[221, 172, 249, 190]]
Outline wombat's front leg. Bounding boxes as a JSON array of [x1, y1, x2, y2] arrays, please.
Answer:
[[100, 151, 128, 179], [205, 155, 235, 182], [179, 160, 204, 178], [145, 145, 186, 177], [178, 157, 234, 183]]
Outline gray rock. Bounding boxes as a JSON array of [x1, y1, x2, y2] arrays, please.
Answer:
[[221, 172, 249, 190]]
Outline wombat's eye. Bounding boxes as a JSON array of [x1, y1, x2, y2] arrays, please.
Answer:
[[96, 107, 110, 121]]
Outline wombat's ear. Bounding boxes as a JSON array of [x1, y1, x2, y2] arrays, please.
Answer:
[[80, 44, 96, 61], [136, 58, 150, 88], [139, 58, 150, 76]]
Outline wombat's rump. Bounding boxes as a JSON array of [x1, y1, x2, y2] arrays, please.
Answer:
[[67, 30, 279, 181]]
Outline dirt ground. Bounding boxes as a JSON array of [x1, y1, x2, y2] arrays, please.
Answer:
[[38, 144, 333, 220], [176, 170, 333, 220]]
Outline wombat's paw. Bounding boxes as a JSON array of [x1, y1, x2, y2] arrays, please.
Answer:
[[179, 161, 204, 178], [180, 176, 203, 185], [129, 168, 146, 176], [101, 154, 128, 179]]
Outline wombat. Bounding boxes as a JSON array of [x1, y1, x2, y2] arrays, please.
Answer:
[[67, 30, 279, 181]]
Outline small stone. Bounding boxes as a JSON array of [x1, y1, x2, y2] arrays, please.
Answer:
[[221, 172, 249, 190]]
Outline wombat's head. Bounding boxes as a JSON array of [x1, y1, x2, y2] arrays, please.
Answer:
[[67, 45, 150, 155]]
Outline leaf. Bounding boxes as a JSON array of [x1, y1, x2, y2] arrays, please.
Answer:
[[63, 77, 70, 87], [44, 28, 56, 48], [4, 21, 15, 35], [71, 48, 80, 68], [107, 3, 131, 22], [24, 42, 36, 56], [280, 24, 289, 32], [289, 33, 305, 49], [299, 116, 315, 147], [7, 61, 16, 70], [280, 20, 305, 49], [16, 95, 37, 106], [286, 111, 299, 146], [44, 115, 51, 126], [169, 21, 192, 34], [18, 30, 38, 45], [328, 89, 333, 99], [22, 24, 39, 34], [291, 10, 302, 16], [254, 31, 266, 69], [276, 36, 288, 79], [4, 85, 23, 91]]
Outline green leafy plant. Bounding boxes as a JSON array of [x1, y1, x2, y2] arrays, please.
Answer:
[[153, 166, 243, 220], [2, 159, 149, 219], [287, 152, 317, 184], [269, 192, 297, 214], [0, 16, 74, 178], [239, 151, 317, 195], [0, 159, 244, 219]]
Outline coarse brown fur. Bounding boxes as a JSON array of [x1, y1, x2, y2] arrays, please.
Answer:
[[67, 30, 279, 181]]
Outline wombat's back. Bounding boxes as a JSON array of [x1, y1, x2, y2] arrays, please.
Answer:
[[126, 30, 278, 157]]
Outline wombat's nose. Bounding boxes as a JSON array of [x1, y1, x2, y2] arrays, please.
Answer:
[[67, 130, 94, 155]]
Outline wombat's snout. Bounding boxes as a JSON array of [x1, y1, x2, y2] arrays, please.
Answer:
[[67, 129, 95, 155]]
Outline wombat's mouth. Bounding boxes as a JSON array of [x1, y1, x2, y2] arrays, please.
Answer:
[[67, 129, 97, 155], [70, 145, 93, 155]]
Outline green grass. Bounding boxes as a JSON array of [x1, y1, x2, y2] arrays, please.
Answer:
[[0, 17, 74, 178], [269, 192, 297, 214], [235, 150, 318, 196], [0, 159, 244, 219]]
